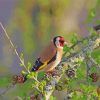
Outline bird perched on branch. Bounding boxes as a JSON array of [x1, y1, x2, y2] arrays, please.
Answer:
[[31, 36, 66, 72], [15, 36, 67, 83]]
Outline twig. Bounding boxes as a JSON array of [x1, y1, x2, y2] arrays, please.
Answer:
[[32, 86, 41, 93], [0, 22, 29, 73], [0, 22, 40, 96], [45, 72, 65, 100], [0, 22, 40, 82], [0, 22, 41, 82], [63, 36, 90, 58]]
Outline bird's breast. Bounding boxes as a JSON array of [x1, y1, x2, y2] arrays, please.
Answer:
[[54, 50, 63, 67], [45, 49, 63, 72]]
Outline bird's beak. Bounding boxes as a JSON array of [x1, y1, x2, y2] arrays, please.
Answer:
[[64, 41, 68, 45], [64, 41, 72, 47]]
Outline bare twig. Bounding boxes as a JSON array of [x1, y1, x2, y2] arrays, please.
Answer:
[[0, 22, 40, 96], [0, 22, 29, 73], [0, 22, 40, 83]]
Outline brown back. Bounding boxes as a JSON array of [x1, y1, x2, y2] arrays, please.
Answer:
[[39, 42, 57, 62]]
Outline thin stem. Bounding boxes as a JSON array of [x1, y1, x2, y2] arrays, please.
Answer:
[[0, 22, 29, 73], [0, 22, 40, 84], [33, 86, 41, 93], [32, 76, 40, 83]]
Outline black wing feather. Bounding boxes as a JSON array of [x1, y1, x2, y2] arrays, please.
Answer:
[[31, 58, 44, 71]]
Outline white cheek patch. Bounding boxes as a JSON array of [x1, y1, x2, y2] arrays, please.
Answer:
[[55, 38, 60, 47], [55, 38, 63, 49]]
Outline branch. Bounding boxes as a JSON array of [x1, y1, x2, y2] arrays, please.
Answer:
[[0, 22, 29, 73], [0, 22, 40, 96], [0, 22, 40, 83]]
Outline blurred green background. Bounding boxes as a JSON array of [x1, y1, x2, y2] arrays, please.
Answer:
[[0, 0, 100, 99]]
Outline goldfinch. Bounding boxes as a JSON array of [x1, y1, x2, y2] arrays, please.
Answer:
[[16, 36, 66, 83]]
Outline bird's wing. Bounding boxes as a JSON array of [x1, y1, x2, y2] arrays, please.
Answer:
[[39, 42, 57, 62], [31, 42, 57, 71], [31, 58, 48, 71]]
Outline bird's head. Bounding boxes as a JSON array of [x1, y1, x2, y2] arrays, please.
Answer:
[[53, 36, 66, 49]]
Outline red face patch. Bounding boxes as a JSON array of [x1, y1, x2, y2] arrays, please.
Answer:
[[59, 38, 65, 47]]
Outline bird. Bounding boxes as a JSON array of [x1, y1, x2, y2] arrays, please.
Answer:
[[15, 36, 67, 83]]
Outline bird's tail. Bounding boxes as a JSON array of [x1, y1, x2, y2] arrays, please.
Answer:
[[31, 58, 44, 71]]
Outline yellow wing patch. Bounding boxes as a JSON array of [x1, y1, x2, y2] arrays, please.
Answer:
[[38, 60, 49, 70]]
